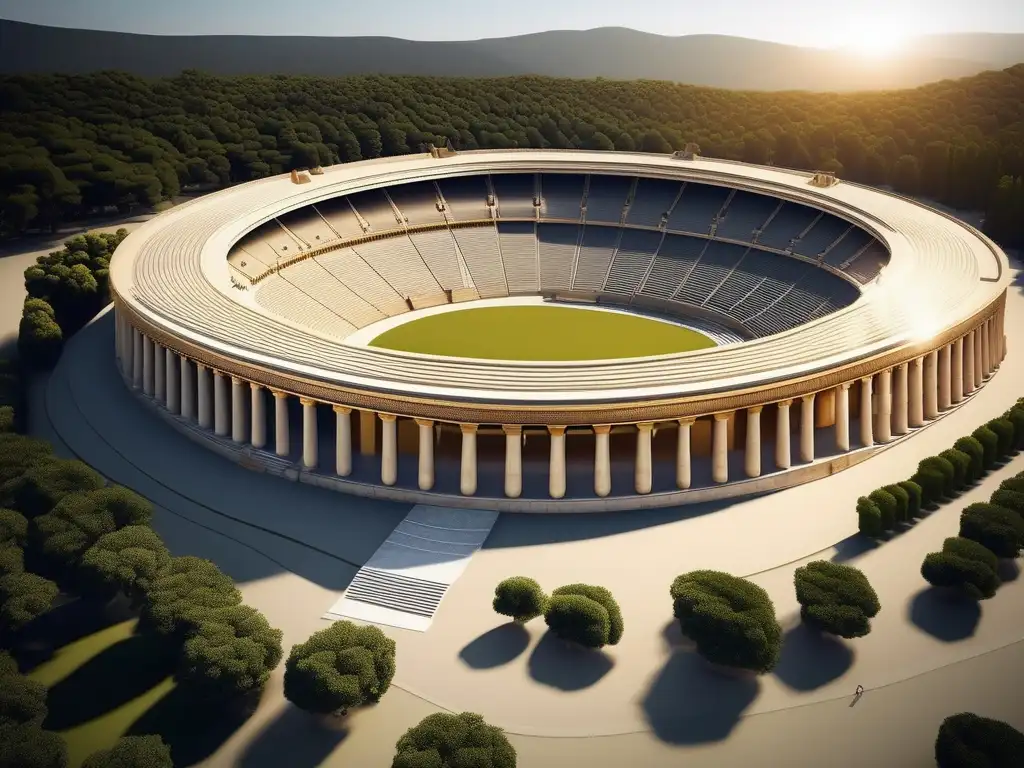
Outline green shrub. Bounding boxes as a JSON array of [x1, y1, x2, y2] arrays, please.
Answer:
[[1004, 407, 1024, 450], [856, 496, 883, 536], [987, 418, 1015, 458], [0, 544, 24, 577], [959, 503, 1024, 558], [139, 556, 241, 639], [80, 525, 170, 601], [882, 484, 910, 523], [0, 722, 68, 768], [990, 489, 1024, 517], [0, 408, 12, 434], [550, 584, 623, 645], [935, 712, 1024, 768], [954, 436, 986, 483], [492, 577, 547, 623], [1, 459, 104, 519], [921, 537, 1000, 600], [17, 308, 63, 371], [0, 674, 48, 727], [0, 435, 53, 486], [868, 488, 897, 531], [544, 594, 611, 648], [0, 650, 16, 676], [0, 509, 28, 548], [971, 426, 999, 470], [999, 475, 1024, 495], [670, 570, 782, 674], [81, 735, 172, 768], [392, 712, 516, 768], [284, 620, 395, 715], [919, 456, 956, 498], [938, 449, 971, 492], [898, 480, 922, 519], [0, 572, 58, 633], [793, 561, 880, 638]]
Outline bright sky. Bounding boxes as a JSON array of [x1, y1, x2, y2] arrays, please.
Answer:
[[0, 0, 1021, 49]]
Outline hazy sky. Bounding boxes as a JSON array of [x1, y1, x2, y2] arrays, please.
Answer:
[[1, 0, 1022, 48]]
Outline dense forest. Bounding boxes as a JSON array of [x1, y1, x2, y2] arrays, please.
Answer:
[[1, 66, 1024, 246]]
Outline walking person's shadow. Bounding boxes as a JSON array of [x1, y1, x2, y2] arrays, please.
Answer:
[[849, 685, 865, 707]]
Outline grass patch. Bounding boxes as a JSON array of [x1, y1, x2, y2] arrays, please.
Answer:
[[370, 304, 716, 360]]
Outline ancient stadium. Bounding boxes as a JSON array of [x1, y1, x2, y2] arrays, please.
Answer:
[[109, 148, 1011, 512]]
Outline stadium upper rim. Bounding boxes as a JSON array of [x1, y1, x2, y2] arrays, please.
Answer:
[[109, 149, 1011, 409]]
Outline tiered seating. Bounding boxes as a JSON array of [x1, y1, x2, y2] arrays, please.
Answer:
[[730, 255, 814, 320], [386, 182, 446, 227], [254, 273, 358, 338], [821, 227, 872, 268], [715, 191, 780, 243], [452, 226, 508, 298], [844, 241, 889, 283], [572, 226, 620, 292], [277, 208, 335, 249], [704, 249, 765, 313], [492, 174, 537, 219], [584, 176, 632, 224], [666, 183, 731, 235], [278, 258, 386, 328], [625, 178, 682, 228], [229, 232, 279, 272], [791, 214, 852, 258], [752, 203, 817, 250], [232, 223, 300, 263], [676, 241, 746, 306], [638, 235, 706, 300], [352, 236, 443, 301], [315, 248, 408, 316], [348, 189, 404, 234], [603, 229, 661, 296], [408, 229, 465, 290], [437, 176, 491, 221], [744, 270, 840, 336], [537, 223, 579, 292], [313, 198, 366, 240], [539, 174, 586, 220], [496, 222, 539, 294]]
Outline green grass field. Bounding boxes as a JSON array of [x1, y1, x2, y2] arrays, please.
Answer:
[[369, 305, 716, 360]]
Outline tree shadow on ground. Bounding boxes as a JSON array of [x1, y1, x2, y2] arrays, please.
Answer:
[[129, 684, 260, 767], [459, 622, 531, 669], [238, 703, 349, 768], [830, 534, 879, 564], [43, 630, 177, 730], [527, 631, 614, 691], [773, 622, 854, 691], [13, 595, 136, 672], [908, 587, 981, 642], [641, 651, 760, 744], [997, 559, 1020, 583], [660, 619, 696, 652]]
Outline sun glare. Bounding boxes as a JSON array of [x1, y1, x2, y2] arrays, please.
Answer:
[[841, 24, 908, 59]]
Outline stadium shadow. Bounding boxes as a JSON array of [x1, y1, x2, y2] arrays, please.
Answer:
[[773, 622, 854, 692], [907, 587, 981, 642], [459, 622, 532, 669], [238, 703, 348, 768], [527, 631, 614, 690], [641, 651, 760, 744]]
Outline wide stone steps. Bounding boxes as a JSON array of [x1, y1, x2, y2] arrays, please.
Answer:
[[342, 568, 449, 618]]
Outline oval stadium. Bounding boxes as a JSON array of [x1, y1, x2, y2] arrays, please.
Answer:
[[109, 148, 1012, 511]]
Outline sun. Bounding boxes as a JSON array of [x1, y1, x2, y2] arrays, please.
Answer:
[[839, 24, 909, 59]]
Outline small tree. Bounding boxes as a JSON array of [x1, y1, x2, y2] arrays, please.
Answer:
[[868, 488, 897, 530], [670, 570, 782, 673], [986, 418, 1015, 459], [80, 525, 170, 601], [0, 435, 53, 486], [0, 544, 24, 577], [544, 583, 623, 648], [0, 674, 48, 727], [177, 605, 282, 699], [492, 577, 547, 623], [0, 509, 27, 547], [139, 556, 241, 639], [971, 426, 999, 470], [921, 537, 1001, 600], [0, 459, 104, 519], [794, 561, 880, 638], [17, 307, 64, 371], [856, 496, 883, 536], [935, 712, 1024, 768], [990, 489, 1024, 517], [953, 436, 985, 481], [898, 480, 922, 519], [284, 620, 395, 715], [938, 449, 971, 493], [959, 503, 1024, 558], [81, 735, 172, 768], [392, 712, 516, 768], [0, 572, 58, 633], [0, 722, 68, 768]]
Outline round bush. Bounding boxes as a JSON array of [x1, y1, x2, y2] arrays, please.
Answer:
[[938, 449, 971, 492], [284, 620, 396, 715], [492, 577, 547, 623], [953, 436, 985, 481], [670, 570, 782, 673], [0, 674, 48, 727], [1003, 407, 1024, 450], [139, 556, 241, 639], [921, 537, 1001, 600], [986, 418, 1015, 458], [912, 469, 944, 509], [0, 722, 68, 768], [959, 502, 1024, 558], [0, 509, 27, 548], [868, 488, 897, 531], [999, 475, 1024, 495], [550, 584, 623, 645], [882, 484, 910, 523], [794, 561, 880, 638], [0, 572, 58, 633], [17, 311, 64, 371], [935, 712, 1024, 768], [856, 496, 883, 537], [0, 435, 53, 486], [991, 489, 1024, 518], [1, 459, 104, 519], [544, 593, 611, 648], [971, 426, 999, 470], [80, 525, 170, 600], [0, 408, 12, 435], [919, 456, 956, 498], [392, 711, 516, 768], [81, 735, 172, 768], [897, 480, 922, 519]]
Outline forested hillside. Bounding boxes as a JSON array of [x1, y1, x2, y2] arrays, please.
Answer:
[[2, 66, 1023, 246]]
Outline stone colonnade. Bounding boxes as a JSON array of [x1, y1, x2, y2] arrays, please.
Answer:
[[115, 305, 1006, 500]]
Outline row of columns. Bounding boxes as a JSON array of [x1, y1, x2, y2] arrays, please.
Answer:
[[115, 306, 1005, 500]]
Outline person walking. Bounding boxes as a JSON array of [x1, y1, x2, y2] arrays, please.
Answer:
[[855, 685, 864, 696]]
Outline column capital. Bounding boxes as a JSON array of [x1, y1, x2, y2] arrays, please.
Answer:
[[713, 412, 731, 421], [196, 362, 207, 372], [212, 369, 225, 378], [636, 422, 654, 432], [249, 381, 263, 392], [909, 357, 922, 368], [502, 424, 522, 436], [860, 376, 872, 384], [548, 425, 567, 437], [332, 404, 352, 415], [460, 423, 479, 434], [677, 417, 696, 427], [414, 418, 434, 428], [378, 413, 397, 423], [800, 393, 815, 403], [271, 389, 288, 399], [231, 376, 245, 386], [299, 397, 317, 407], [838, 381, 852, 391], [593, 424, 612, 435], [747, 405, 763, 415], [777, 399, 793, 408]]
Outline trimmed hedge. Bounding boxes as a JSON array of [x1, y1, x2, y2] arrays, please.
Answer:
[[959, 503, 1024, 558], [971, 425, 999, 469], [0, 722, 68, 768], [935, 712, 1024, 768], [17, 302, 63, 372], [1, 459, 104, 519], [986, 418, 1015, 458], [868, 488, 898, 531], [794, 561, 880, 638], [938, 449, 971, 492], [545, 584, 623, 648], [392, 712, 516, 768], [882, 484, 910, 523], [991, 489, 1024, 517], [492, 577, 548, 623], [139, 555, 242, 639], [0, 571, 59, 633], [0, 673, 48, 727], [81, 735, 172, 768], [0, 435, 53, 486], [898, 480, 922, 519], [953, 436, 985, 481], [1004, 408, 1024, 450], [79, 525, 170, 601], [921, 537, 1001, 600], [999, 474, 1024, 495], [857, 496, 884, 537]]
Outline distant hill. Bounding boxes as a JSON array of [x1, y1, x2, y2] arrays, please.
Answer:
[[1, 20, 1022, 91]]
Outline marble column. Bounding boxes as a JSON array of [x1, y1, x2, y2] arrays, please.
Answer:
[[153, 341, 166, 402], [142, 336, 154, 396], [503, 425, 522, 499], [594, 425, 612, 497], [132, 329, 143, 389], [744, 407, 762, 478], [776, 400, 792, 469], [122, 319, 133, 378], [972, 329, 983, 390], [213, 372, 230, 436], [635, 423, 653, 494], [460, 424, 478, 496], [981, 320, 991, 377], [876, 368, 892, 442], [231, 377, 247, 443], [180, 356, 195, 421], [712, 414, 729, 483], [196, 364, 212, 429], [380, 414, 397, 486], [923, 351, 939, 420], [548, 426, 567, 499], [800, 394, 816, 463], [937, 345, 952, 411], [676, 418, 694, 490], [332, 406, 351, 476], [273, 391, 289, 458], [908, 358, 924, 428], [251, 384, 266, 449], [301, 398, 318, 469], [952, 338, 965, 403], [859, 377, 874, 448], [415, 418, 433, 490], [164, 348, 180, 414], [835, 382, 851, 452], [892, 363, 909, 436]]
